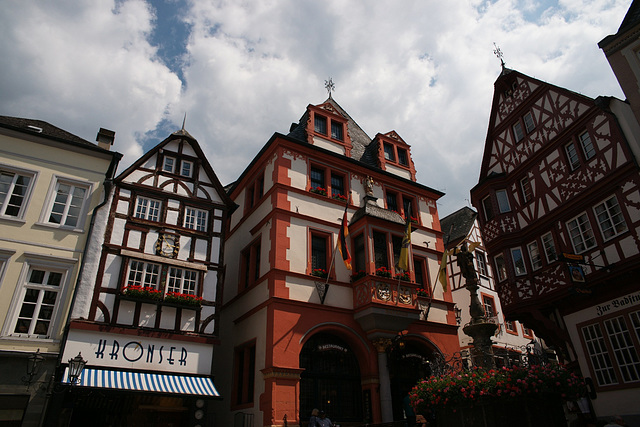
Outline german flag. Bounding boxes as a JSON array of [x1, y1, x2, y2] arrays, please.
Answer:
[[338, 205, 352, 270]]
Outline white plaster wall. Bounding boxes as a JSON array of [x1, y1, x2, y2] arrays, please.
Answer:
[[117, 300, 136, 325], [138, 303, 157, 327], [160, 306, 177, 329], [102, 254, 121, 289], [181, 309, 196, 332], [385, 163, 412, 180], [286, 152, 308, 190], [203, 271, 218, 301], [213, 218, 222, 233], [178, 235, 191, 259], [210, 237, 220, 264], [312, 135, 346, 155], [110, 218, 126, 246], [127, 230, 142, 250], [201, 305, 216, 334], [194, 238, 207, 261], [146, 230, 160, 254]]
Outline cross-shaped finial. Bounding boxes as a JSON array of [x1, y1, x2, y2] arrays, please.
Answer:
[[325, 77, 335, 98], [493, 42, 505, 69]]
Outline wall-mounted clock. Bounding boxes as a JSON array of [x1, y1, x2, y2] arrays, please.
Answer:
[[156, 233, 179, 258]]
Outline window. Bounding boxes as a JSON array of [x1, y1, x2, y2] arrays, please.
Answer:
[[580, 131, 596, 160], [163, 156, 175, 173], [11, 266, 65, 338], [566, 142, 580, 171], [383, 143, 395, 161], [134, 196, 161, 222], [353, 234, 365, 274], [542, 232, 558, 263], [482, 295, 496, 318], [582, 311, 640, 388], [181, 160, 193, 177], [234, 342, 256, 406], [310, 166, 325, 190], [567, 213, 596, 253], [402, 196, 414, 219], [523, 112, 535, 133], [510, 248, 526, 276], [331, 120, 343, 141], [482, 196, 494, 221], [513, 122, 524, 143], [392, 234, 403, 271], [184, 207, 208, 232], [373, 231, 389, 270], [240, 239, 261, 289], [397, 148, 409, 166], [311, 233, 329, 272], [386, 191, 398, 212], [475, 251, 488, 277], [127, 260, 160, 289], [520, 176, 533, 203], [496, 190, 511, 213], [522, 325, 534, 338], [167, 267, 198, 295], [505, 320, 518, 333], [494, 255, 507, 282], [331, 173, 345, 198], [413, 257, 426, 288], [46, 180, 89, 228], [0, 168, 34, 218], [594, 196, 627, 240], [527, 241, 542, 270], [246, 172, 265, 210], [314, 115, 327, 135]]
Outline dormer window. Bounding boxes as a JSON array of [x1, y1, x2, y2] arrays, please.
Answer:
[[383, 143, 395, 161], [331, 121, 343, 141], [163, 156, 176, 173], [315, 115, 328, 135], [397, 148, 408, 166]]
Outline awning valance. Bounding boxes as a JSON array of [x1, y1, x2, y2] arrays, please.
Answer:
[[62, 367, 220, 397]]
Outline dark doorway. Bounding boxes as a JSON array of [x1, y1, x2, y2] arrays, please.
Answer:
[[300, 333, 363, 424], [388, 340, 435, 421]]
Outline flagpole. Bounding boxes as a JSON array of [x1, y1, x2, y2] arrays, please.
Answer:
[[322, 198, 351, 304]]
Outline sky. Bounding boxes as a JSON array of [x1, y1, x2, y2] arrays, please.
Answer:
[[0, 0, 631, 218]]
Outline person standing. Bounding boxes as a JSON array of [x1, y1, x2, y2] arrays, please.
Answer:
[[317, 410, 334, 427], [403, 392, 417, 427], [309, 408, 320, 427]]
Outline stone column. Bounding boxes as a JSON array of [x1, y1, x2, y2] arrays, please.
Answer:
[[372, 338, 393, 423]]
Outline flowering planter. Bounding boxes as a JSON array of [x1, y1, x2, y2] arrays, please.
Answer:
[[164, 292, 202, 307], [309, 187, 327, 196], [311, 269, 328, 279], [375, 267, 392, 278], [121, 286, 163, 303]]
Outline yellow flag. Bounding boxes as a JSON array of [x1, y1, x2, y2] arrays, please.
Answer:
[[467, 242, 481, 252], [398, 221, 411, 271], [437, 249, 450, 291]]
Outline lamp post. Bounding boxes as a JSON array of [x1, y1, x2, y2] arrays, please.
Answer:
[[22, 348, 45, 389], [67, 352, 87, 385], [454, 306, 462, 325]]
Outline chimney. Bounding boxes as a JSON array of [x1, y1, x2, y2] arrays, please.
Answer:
[[96, 128, 115, 150]]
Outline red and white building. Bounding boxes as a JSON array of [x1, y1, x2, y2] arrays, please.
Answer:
[[213, 97, 460, 426], [52, 128, 234, 425], [470, 62, 640, 421]]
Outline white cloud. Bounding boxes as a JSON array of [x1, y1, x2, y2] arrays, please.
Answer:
[[0, 0, 630, 216]]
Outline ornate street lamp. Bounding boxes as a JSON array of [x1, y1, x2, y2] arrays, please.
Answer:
[[22, 349, 45, 389], [454, 306, 462, 325], [67, 352, 87, 385]]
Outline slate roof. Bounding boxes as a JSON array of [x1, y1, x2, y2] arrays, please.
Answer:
[[0, 115, 98, 147], [440, 206, 477, 246], [287, 97, 379, 168], [599, 0, 640, 49]]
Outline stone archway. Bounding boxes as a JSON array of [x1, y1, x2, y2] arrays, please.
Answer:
[[299, 332, 364, 424]]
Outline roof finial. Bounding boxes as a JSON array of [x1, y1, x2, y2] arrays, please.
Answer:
[[493, 42, 505, 69], [324, 77, 335, 98], [181, 113, 187, 130]]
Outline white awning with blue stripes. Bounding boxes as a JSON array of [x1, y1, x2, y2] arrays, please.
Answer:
[[62, 367, 220, 397]]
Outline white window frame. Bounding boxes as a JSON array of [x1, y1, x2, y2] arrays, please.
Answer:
[[475, 250, 488, 277], [0, 165, 37, 220], [510, 247, 527, 276], [527, 241, 542, 271], [39, 176, 92, 230], [513, 121, 524, 143], [134, 196, 162, 222], [567, 212, 596, 253], [184, 207, 208, 232], [181, 160, 193, 178], [580, 131, 596, 161], [163, 156, 176, 173], [126, 260, 161, 290], [496, 189, 511, 213], [482, 195, 494, 221], [167, 267, 198, 295], [520, 175, 533, 204], [541, 232, 558, 263], [523, 112, 535, 133], [2, 255, 75, 340], [594, 195, 627, 241], [494, 254, 507, 282]]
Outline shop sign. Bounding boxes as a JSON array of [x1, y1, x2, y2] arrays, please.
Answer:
[[62, 329, 213, 375], [595, 291, 640, 317]]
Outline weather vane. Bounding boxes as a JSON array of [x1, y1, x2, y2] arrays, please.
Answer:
[[493, 42, 505, 69], [325, 77, 335, 98]]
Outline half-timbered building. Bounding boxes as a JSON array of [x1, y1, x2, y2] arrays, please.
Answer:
[[440, 206, 543, 368], [213, 96, 460, 427], [50, 127, 234, 426], [470, 66, 640, 420]]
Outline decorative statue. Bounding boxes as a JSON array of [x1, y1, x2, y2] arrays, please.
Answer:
[[456, 243, 477, 283], [364, 176, 374, 196]]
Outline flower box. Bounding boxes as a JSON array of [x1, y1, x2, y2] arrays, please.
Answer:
[[122, 285, 163, 302], [394, 272, 411, 282], [417, 288, 428, 297], [375, 267, 392, 278], [310, 187, 327, 196], [311, 268, 328, 278], [164, 291, 202, 307], [350, 270, 367, 282], [332, 193, 348, 202]]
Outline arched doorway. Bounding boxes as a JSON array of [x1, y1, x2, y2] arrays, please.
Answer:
[[300, 333, 363, 424], [387, 340, 436, 421]]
